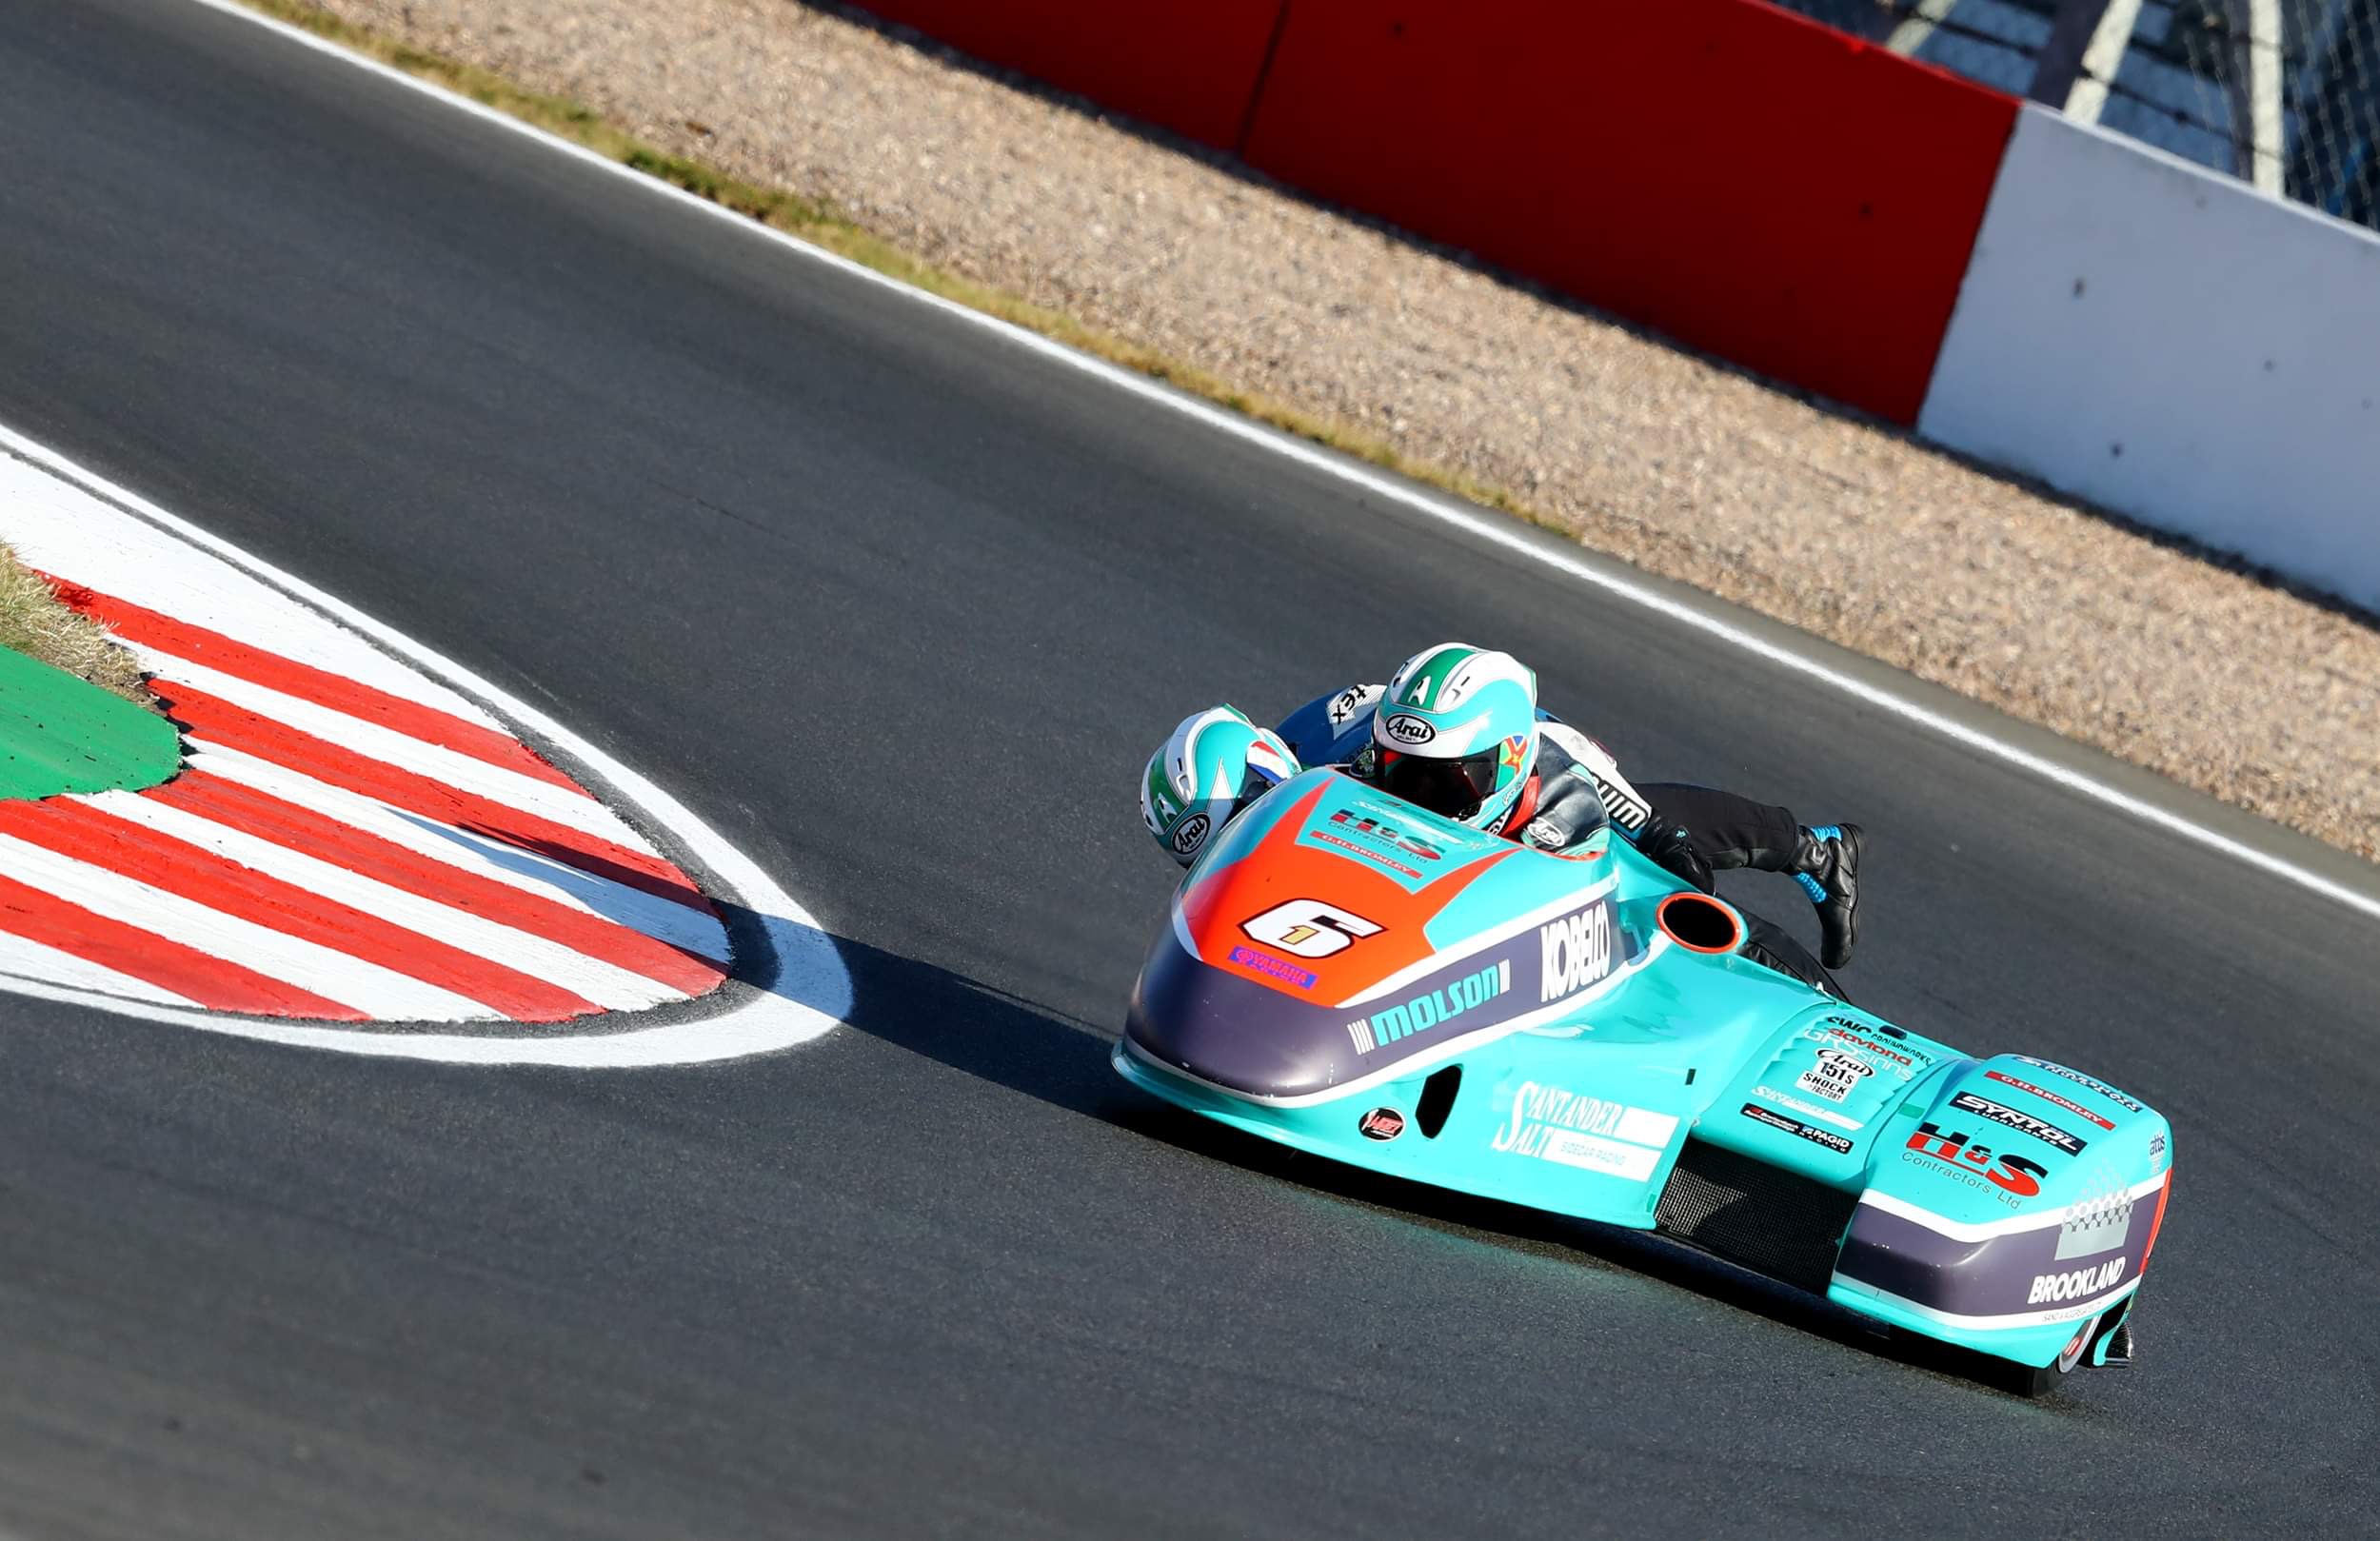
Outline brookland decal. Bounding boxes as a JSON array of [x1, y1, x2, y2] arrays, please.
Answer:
[[2011, 1055, 2145, 1114], [1901, 1122, 2051, 1206], [1539, 899, 1614, 1002], [1346, 958, 1511, 1055], [2028, 1257, 2126, 1305], [1490, 1080, 1678, 1182], [1950, 1090, 2089, 1156]]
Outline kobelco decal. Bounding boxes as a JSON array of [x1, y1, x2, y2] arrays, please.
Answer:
[[1540, 901, 1613, 1002], [1345, 959, 1511, 1055]]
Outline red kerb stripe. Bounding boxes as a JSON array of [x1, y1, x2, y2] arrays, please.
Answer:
[[149, 770, 728, 991], [45, 577, 586, 795], [151, 680, 717, 915], [0, 872, 364, 1018], [0, 799, 601, 1022]]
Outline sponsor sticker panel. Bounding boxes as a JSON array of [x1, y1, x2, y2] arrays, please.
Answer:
[[1950, 1089, 2089, 1156], [1491, 1078, 1678, 1183], [1741, 1101, 1854, 1155]]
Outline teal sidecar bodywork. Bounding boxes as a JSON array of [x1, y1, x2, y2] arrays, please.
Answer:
[[1114, 766, 2172, 1388]]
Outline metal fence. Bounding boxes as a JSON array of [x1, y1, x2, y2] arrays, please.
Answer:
[[1775, 0, 2380, 231]]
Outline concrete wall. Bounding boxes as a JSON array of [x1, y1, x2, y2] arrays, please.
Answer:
[[1921, 106, 2380, 611]]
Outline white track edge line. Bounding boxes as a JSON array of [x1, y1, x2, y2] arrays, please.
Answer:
[[177, 0, 2380, 928], [0, 444, 847, 1063]]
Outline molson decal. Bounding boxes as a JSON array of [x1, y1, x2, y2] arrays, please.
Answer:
[[1344, 959, 1511, 1055]]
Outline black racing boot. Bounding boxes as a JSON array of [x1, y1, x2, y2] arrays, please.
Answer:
[[1794, 823, 1862, 970]]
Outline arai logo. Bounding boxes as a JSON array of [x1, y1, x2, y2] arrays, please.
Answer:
[[1381, 713, 1435, 746], [1169, 813, 1211, 857]]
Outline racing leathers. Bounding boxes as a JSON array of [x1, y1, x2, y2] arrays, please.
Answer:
[[1329, 692, 1859, 996]]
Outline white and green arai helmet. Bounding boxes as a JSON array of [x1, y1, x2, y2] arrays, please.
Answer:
[[1370, 642, 1539, 831], [1140, 705, 1301, 868]]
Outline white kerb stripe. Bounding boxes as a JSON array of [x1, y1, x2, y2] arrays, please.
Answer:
[[0, 928, 205, 1008], [76, 791, 686, 1013], [141, 652, 641, 841], [186, 743, 732, 961], [0, 830, 492, 1020], [180, 0, 2380, 926]]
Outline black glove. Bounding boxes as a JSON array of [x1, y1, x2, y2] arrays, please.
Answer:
[[1636, 820, 1715, 894]]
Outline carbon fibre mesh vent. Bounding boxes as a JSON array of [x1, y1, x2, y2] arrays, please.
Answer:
[[1654, 1139, 1860, 1294]]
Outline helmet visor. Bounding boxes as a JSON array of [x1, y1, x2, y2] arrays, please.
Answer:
[[1376, 746, 1501, 820]]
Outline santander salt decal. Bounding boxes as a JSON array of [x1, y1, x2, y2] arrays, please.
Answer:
[[0, 427, 846, 1065]]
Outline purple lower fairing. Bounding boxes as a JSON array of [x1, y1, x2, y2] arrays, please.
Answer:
[[1127, 892, 1625, 1098], [1833, 1181, 2161, 1323]]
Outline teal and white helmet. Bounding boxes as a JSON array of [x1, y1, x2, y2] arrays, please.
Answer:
[[1370, 642, 1539, 831], [1140, 705, 1301, 867]]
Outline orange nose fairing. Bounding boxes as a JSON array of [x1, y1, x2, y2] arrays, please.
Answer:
[[1178, 781, 1517, 1009]]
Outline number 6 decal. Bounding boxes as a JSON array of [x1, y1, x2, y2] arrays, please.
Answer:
[[1240, 899, 1384, 959]]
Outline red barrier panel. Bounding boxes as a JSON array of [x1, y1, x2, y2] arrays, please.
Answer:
[[1241, 0, 2018, 424], [851, 1, 1287, 151]]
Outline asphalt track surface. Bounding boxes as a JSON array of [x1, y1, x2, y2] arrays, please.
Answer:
[[2, 4, 2375, 1536]]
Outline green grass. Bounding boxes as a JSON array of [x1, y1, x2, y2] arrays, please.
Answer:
[[241, 0, 1538, 525], [0, 542, 149, 703]]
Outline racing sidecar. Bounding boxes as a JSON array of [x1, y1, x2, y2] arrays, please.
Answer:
[[1112, 754, 2173, 1395]]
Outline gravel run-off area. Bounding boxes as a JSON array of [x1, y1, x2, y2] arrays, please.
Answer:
[[287, 0, 2378, 861]]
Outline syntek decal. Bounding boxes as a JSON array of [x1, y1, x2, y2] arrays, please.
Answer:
[[1344, 958, 1511, 1055], [1951, 1090, 2088, 1156], [1359, 1107, 1406, 1141], [1539, 901, 1613, 1002], [2028, 1258, 2125, 1304]]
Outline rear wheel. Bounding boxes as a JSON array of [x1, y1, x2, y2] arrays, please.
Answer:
[[2012, 1313, 2099, 1398]]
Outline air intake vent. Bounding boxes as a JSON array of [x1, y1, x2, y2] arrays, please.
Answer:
[[1416, 1065, 1461, 1138], [1654, 1139, 1860, 1293]]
